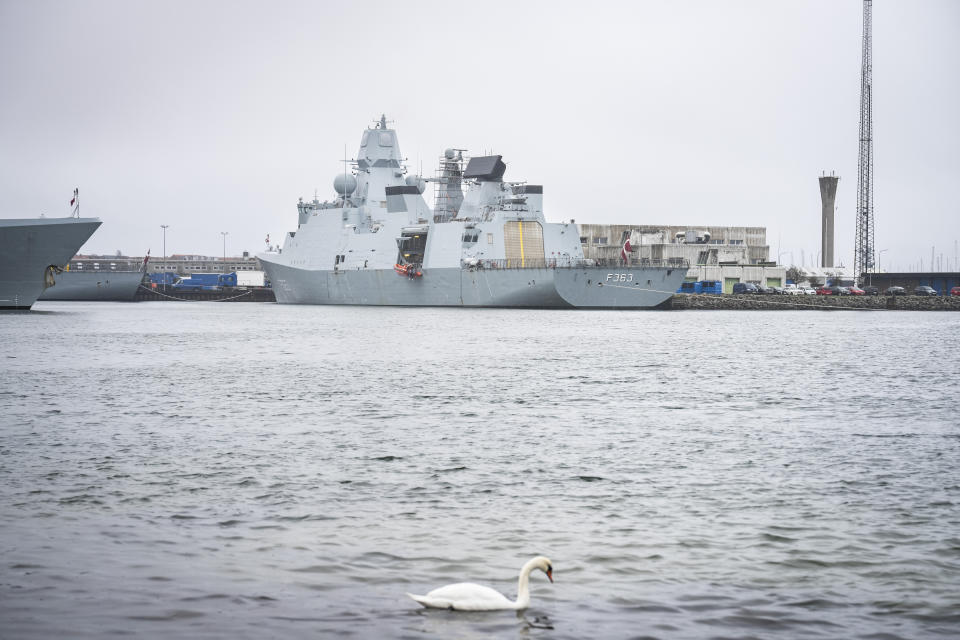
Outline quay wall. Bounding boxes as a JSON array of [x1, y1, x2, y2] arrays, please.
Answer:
[[666, 295, 960, 311], [135, 287, 276, 302]]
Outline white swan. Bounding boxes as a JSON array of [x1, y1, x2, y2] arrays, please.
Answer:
[[407, 556, 553, 611]]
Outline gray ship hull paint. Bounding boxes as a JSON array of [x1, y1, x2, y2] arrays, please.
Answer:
[[39, 270, 143, 301], [0, 217, 102, 309], [264, 260, 685, 308]]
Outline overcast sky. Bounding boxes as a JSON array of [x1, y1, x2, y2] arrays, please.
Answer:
[[2, 0, 958, 271]]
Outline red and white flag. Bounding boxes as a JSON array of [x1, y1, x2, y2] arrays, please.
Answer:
[[141, 249, 150, 272], [69, 187, 78, 206], [621, 237, 632, 264], [265, 234, 270, 244]]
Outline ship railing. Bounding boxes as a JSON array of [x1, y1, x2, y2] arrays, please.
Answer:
[[461, 258, 689, 270]]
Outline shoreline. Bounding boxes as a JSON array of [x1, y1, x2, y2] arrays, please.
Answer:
[[666, 294, 960, 311]]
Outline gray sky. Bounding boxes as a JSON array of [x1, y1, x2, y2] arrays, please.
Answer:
[[2, 0, 958, 271]]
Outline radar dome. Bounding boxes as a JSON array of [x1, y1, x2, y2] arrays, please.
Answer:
[[444, 148, 457, 160], [333, 173, 357, 196], [405, 174, 426, 194]]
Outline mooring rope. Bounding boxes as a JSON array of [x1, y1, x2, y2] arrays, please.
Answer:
[[137, 285, 254, 303]]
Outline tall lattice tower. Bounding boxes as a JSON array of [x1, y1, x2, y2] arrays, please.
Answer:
[[854, 0, 874, 282]]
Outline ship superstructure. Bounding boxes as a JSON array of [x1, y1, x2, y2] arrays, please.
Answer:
[[259, 116, 685, 308]]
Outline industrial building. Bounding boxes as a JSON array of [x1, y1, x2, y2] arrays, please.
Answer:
[[68, 253, 261, 276], [578, 224, 786, 293], [859, 272, 959, 295]]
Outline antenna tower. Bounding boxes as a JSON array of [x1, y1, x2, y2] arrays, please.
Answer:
[[854, 0, 874, 283]]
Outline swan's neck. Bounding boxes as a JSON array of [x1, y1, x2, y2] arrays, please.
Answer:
[[514, 558, 537, 609]]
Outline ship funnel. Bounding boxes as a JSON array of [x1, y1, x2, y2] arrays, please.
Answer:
[[464, 156, 506, 182]]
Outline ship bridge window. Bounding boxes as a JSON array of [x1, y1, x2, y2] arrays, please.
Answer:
[[462, 232, 479, 244], [378, 132, 393, 147]]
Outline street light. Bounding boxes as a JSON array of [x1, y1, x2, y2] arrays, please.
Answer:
[[877, 248, 888, 273], [221, 231, 229, 270], [160, 224, 169, 289]]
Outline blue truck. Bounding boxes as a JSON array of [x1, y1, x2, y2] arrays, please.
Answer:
[[172, 273, 232, 291], [677, 280, 723, 294], [148, 272, 177, 286]]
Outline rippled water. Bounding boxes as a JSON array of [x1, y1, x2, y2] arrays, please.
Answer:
[[2, 302, 959, 639]]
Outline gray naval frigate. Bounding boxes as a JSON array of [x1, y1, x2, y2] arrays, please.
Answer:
[[1, 216, 102, 309], [38, 269, 144, 302], [258, 116, 686, 308]]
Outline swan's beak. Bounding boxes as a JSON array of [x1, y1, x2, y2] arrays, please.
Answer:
[[546, 568, 553, 583]]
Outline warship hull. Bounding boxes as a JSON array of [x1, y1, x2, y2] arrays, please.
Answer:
[[39, 270, 144, 301], [0, 217, 102, 309], [265, 261, 685, 308]]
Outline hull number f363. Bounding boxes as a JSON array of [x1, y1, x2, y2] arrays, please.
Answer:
[[606, 273, 633, 282]]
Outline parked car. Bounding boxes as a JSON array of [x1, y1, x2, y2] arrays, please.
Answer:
[[951, 286, 960, 296], [847, 285, 865, 295], [816, 286, 833, 295], [802, 286, 817, 295], [885, 286, 906, 296], [732, 282, 758, 294], [833, 286, 850, 295], [770, 286, 784, 295], [914, 286, 938, 296], [863, 286, 880, 295], [755, 285, 776, 295]]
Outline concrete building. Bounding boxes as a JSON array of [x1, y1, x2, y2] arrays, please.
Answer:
[[577, 224, 785, 293], [68, 253, 262, 276], [819, 173, 839, 267]]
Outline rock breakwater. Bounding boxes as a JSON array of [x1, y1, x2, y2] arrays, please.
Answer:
[[666, 294, 960, 311]]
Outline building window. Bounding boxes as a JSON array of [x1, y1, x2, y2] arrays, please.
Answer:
[[595, 237, 608, 245], [579, 236, 588, 244]]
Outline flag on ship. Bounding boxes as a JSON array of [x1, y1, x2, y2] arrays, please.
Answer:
[[621, 238, 632, 264]]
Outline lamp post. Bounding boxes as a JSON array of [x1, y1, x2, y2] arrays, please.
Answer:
[[160, 224, 169, 290], [221, 231, 229, 270], [878, 248, 888, 273]]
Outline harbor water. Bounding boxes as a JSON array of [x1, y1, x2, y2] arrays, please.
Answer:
[[1, 302, 958, 639]]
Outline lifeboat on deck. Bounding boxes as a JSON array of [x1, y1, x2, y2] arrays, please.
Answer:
[[394, 263, 422, 278]]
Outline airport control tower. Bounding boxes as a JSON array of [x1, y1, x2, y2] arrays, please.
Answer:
[[819, 173, 839, 267]]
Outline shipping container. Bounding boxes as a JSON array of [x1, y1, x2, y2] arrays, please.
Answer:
[[234, 271, 265, 287]]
